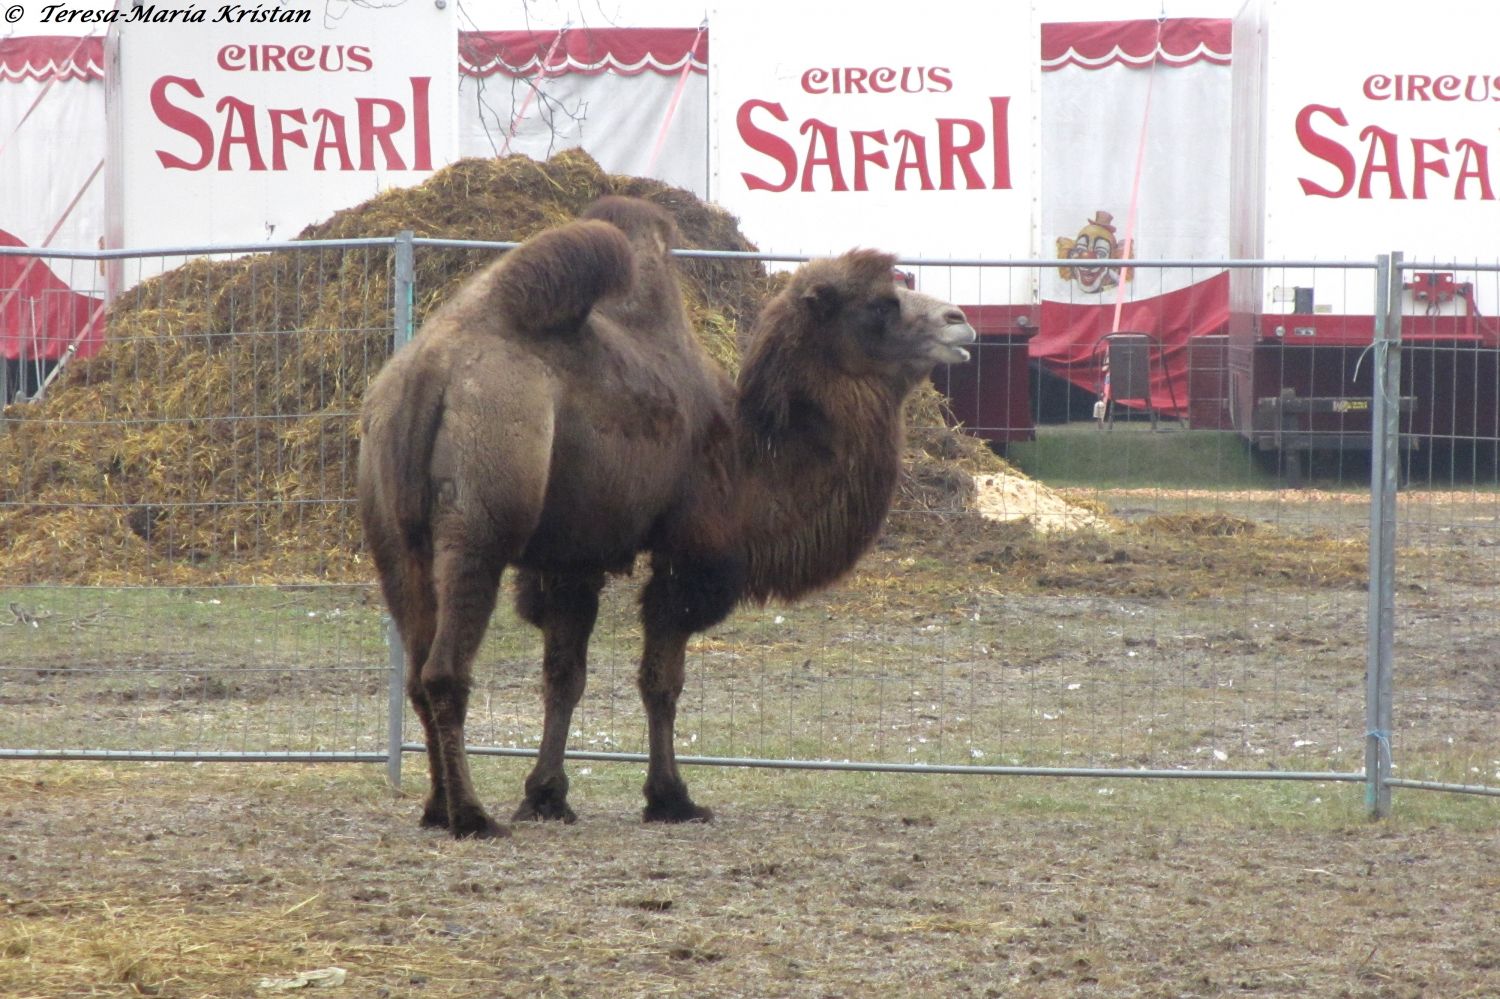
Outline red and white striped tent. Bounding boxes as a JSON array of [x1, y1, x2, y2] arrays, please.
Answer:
[[0, 35, 108, 371], [459, 27, 708, 196]]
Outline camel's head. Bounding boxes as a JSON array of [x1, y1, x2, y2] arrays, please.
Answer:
[[893, 284, 977, 367], [789, 250, 976, 381]]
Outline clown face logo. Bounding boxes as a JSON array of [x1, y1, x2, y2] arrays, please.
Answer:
[[1056, 210, 1133, 294]]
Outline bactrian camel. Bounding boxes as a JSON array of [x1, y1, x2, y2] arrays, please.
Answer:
[[358, 196, 975, 837]]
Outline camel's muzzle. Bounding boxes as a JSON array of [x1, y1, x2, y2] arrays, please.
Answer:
[[933, 314, 977, 365]]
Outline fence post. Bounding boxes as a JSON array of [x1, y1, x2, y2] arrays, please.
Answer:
[[385, 230, 417, 792], [1365, 252, 1400, 819]]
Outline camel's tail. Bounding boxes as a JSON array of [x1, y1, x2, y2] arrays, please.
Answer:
[[494, 219, 637, 334], [357, 354, 446, 565], [387, 372, 446, 555]]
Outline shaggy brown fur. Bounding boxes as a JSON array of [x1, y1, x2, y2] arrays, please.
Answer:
[[358, 196, 974, 837]]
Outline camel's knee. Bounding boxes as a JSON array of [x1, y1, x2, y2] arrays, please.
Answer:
[[637, 683, 682, 719], [419, 672, 472, 724], [641, 553, 744, 634], [405, 671, 429, 705], [515, 570, 604, 627], [637, 646, 688, 713], [544, 661, 587, 709]]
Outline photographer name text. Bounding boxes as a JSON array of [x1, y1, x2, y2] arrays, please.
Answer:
[[39, 2, 310, 24]]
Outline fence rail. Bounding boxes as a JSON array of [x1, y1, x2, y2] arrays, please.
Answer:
[[4, 238, 1498, 819]]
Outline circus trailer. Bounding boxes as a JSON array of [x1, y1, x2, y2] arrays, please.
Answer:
[[103, 0, 458, 293], [0, 36, 108, 403], [1229, 0, 1500, 465], [705, 0, 1040, 443]]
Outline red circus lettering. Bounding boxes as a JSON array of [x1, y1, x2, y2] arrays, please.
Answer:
[[1294, 103, 1496, 201], [149, 75, 433, 172], [736, 97, 1012, 193]]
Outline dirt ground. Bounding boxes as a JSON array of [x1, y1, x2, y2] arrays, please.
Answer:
[[4, 484, 1500, 998], [3, 762, 1499, 999]]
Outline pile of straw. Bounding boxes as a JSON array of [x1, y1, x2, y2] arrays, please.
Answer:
[[0, 150, 996, 586]]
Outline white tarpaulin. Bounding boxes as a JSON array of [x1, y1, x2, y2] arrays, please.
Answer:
[[458, 27, 709, 197], [1040, 17, 1232, 304], [1033, 18, 1233, 418], [1233, 0, 1500, 320], [104, 2, 459, 260], [2, 25, 712, 358]]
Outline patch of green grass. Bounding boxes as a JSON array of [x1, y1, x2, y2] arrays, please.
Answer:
[[0, 583, 387, 668], [1008, 424, 1280, 489]]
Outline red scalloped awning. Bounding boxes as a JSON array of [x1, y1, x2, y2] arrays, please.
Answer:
[[459, 27, 707, 79], [1042, 18, 1230, 71], [0, 35, 105, 83], [3, 31, 710, 82]]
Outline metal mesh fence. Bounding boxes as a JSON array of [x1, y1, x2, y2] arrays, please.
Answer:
[[1387, 260, 1500, 798], [2, 240, 1497, 815], [2, 241, 397, 761]]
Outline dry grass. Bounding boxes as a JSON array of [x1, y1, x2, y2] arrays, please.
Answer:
[[3, 764, 1499, 999], [862, 507, 1368, 607]]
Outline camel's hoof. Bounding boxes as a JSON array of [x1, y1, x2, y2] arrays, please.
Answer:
[[418, 800, 450, 830], [448, 807, 510, 840], [642, 798, 714, 824], [512, 795, 578, 824]]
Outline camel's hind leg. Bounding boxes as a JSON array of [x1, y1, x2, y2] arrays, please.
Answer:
[[392, 567, 449, 830], [511, 570, 605, 822], [421, 547, 508, 839], [362, 517, 450, 830]]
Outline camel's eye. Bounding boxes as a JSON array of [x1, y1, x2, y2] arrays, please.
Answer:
[[866, 296, 899, 329]]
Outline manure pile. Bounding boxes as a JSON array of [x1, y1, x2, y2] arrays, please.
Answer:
[[0, 150, 1004, 586]]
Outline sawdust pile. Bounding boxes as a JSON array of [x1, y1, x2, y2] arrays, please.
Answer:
[[971, 473, 1113, 533], [0, 150, 1007, 586]]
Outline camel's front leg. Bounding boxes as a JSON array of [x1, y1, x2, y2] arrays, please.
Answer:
[[637, 625, 712, 823], [512, 571, 603, 823], [636, 550, 740, 822]]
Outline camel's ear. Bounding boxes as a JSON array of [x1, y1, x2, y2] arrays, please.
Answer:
[[801, 282, 844, 324]]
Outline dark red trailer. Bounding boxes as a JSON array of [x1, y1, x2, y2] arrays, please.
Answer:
[[933, 305, 1036, 445]]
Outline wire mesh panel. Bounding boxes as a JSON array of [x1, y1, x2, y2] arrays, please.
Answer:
[[1388, 260, 1500, 797], [0, 242, 397, 759], [4, 238, 1498, 813], [407, 252, 1376, 786]]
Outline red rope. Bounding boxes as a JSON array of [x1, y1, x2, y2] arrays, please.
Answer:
[[1110, 16, 1165, 335], [645, 23, 705, 178]]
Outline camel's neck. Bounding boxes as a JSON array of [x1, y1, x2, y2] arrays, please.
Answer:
[[735, 378, 905, 604]]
